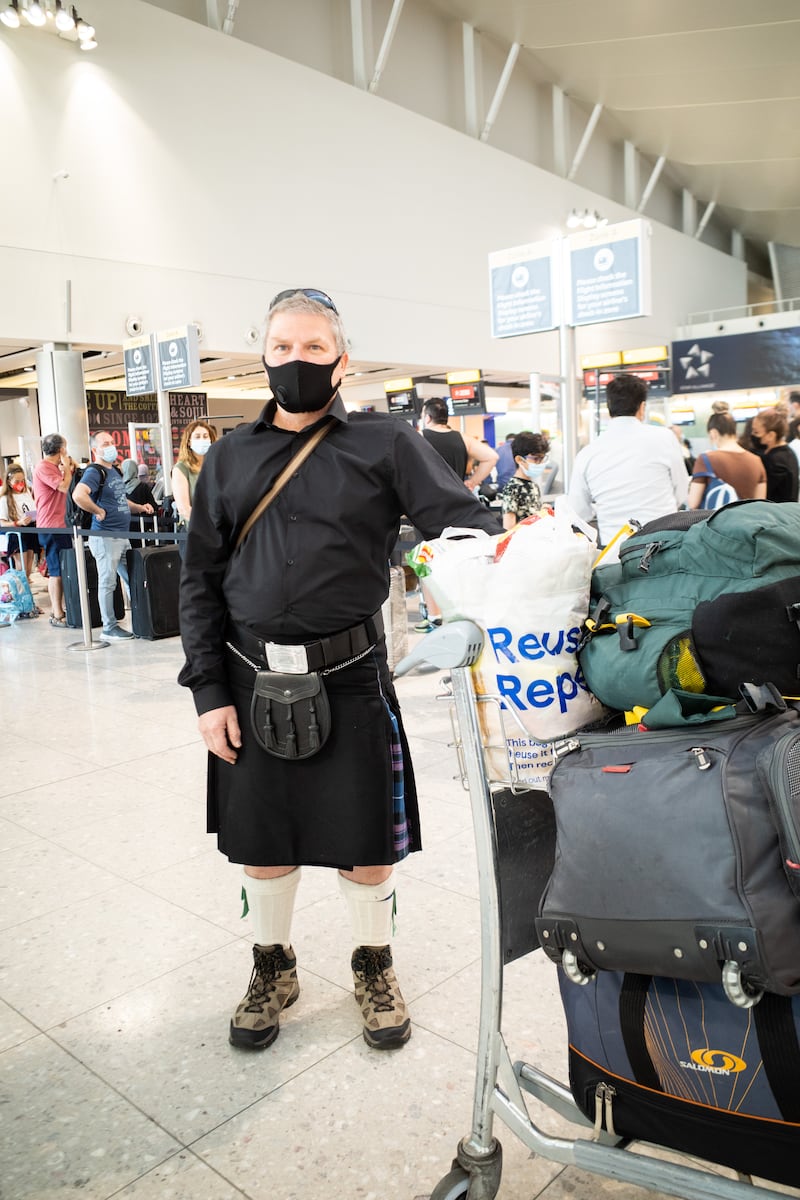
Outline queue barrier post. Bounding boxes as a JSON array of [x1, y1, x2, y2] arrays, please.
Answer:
[[66, 527, 109, 652]]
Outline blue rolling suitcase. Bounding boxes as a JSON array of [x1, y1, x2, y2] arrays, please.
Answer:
[[560, 969, 800, 1187]]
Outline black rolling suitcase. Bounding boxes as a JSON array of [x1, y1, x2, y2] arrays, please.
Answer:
[[126, 543, 180, 639], [559, 969, 800, 1187], [60, 547, 124, 629]]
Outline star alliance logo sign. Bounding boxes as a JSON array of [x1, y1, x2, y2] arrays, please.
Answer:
[[680, 343, 714, 382]]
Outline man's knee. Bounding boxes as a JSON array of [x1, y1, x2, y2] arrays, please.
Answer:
[[342, 865, 393, 885]]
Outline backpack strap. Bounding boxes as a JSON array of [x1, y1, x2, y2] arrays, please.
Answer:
[[619, 973, 662, 1091], [754, 992, 800, 1123]]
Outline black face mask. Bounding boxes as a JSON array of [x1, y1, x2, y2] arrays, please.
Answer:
[[751, 435, 765, 452], [262, 356, 341, 414]]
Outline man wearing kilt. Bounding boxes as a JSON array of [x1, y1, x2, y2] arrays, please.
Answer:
[[179, 287, 498, 1050]]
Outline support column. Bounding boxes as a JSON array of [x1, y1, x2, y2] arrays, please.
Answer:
[[552, 85, 568, 177], [682, 189, 697, 237], [463, 22, 480, 137], [623, 141, 637, 210], [35, 344, 91, 461]]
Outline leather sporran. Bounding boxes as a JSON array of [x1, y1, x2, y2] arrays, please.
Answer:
[[249, 671, 331, 760]]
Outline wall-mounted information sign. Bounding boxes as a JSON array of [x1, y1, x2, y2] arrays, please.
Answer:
[[122, 335, 155, 397], [156, 324, 202, 391], [568, 219, 651, 327], [488, 240, 557, 338]]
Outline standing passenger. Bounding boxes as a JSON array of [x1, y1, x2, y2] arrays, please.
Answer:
[[567, 373, 688, 551], [171, 420, 217, 537], [32, 433, 74, 627], [178, 288, 498, 1051], [750, 408, 799, 503], [500, 432, 550, 530]]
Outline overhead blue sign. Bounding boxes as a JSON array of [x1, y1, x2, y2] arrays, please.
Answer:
[[568, 218, 650, 327], [672, 326, 800, 393], [488, 242, 556, 338]]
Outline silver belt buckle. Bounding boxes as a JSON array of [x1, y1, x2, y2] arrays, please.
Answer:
[[265, 641, 309, 674]]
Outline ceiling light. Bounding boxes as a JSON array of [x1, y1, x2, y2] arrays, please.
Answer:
[[566, 209, 582, 229], [75, 11, 94, 39], [583, 210, 598, 229], [54, 0, 73, 29], [0, 2, 20, 27], [78, 33, 96, 48], [24, 0, 46, 25]]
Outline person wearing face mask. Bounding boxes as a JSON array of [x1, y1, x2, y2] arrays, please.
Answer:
[[72, 432, 154, 640], [499, 431, 550, 530], [178, 287, 499, 1054], [0, 463, 38, 580], [171, 421, 217, 544], [750, 407, 799, 503], [687, 410, 766, 508]]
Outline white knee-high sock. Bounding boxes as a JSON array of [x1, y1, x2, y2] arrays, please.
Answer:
[[338, 870, 396, 948], [242, 868, 301, 948]]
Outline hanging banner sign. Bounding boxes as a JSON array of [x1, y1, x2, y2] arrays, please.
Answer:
[[488, 241, 557, 338], [568, 219, 651, 327], [122, 335, 155, 397], [156, 324, 202, 391]]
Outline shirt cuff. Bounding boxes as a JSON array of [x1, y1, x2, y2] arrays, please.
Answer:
[[193, 682, 234, 716]]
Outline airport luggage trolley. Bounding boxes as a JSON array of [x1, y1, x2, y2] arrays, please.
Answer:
[[395, 622, 784, 1200]]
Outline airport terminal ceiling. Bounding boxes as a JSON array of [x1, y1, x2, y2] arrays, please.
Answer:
[[2, 1, 799, 408]]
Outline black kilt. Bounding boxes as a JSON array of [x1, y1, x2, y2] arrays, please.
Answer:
[[207, 639, 421, 869]]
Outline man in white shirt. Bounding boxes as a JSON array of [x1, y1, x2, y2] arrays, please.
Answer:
[[568, 374, 688, 549]]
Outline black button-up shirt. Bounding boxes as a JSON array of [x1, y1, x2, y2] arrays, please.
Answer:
[[178, 395, 500, 714]]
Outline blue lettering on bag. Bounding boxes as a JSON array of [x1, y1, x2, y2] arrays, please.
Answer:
[[497, 668, 588, 715], [488, 625, 581, 664]]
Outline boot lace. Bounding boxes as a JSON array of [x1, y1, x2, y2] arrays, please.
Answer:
[[353, 946, 396, 1014], [245, 945, 287, 1012]]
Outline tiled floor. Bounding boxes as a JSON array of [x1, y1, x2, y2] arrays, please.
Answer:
[[2, 581, 799, 1200]]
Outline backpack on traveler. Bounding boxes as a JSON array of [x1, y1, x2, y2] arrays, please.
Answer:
[[696, 452, 738, 509], [65, 463, 107, 530]]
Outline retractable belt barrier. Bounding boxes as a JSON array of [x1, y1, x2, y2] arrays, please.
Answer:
[[32, 524, 187, 653]]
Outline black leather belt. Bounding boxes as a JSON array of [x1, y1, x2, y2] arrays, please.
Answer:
[[227, 612, 384, 674]]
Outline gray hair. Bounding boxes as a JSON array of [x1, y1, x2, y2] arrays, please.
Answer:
[[265, 292, 348, 356]]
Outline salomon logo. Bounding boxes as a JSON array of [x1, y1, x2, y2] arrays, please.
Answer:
[[679, 1048, 746, 1075]]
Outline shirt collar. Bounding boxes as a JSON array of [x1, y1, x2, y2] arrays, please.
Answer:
[[254, 392, 349, 432]]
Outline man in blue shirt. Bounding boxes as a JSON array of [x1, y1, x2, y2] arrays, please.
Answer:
[[73, 431, 154, 639], [494, 432, 518, 490]]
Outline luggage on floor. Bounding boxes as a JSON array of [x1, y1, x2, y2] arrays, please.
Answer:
[[0, 568, 38, 623], [126, 543, 180, 639], [579, 502, 800, 711], [535, 697, 800, 1001], [60, 546, 125, 630], [559, 968, 800, 1187]]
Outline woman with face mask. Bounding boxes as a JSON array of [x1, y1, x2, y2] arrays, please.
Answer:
[[500, 430, 551, 530], [171, 421, 217, 542], [751, 407, 799, 503], [0, 463, 38, 580]]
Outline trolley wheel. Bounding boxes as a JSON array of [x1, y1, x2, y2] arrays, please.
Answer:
[[562, 948, 596, 986], [430, 1167, 471, 1200], [722, 960, 763, 1009]]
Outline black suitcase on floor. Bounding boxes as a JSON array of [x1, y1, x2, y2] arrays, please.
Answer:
[[560, 968, 800, 1187], [126, 544, 180, 639], [60, 547, 125, 630]]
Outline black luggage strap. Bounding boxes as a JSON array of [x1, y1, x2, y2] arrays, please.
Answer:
[[754, 992, 800, 1124], [619, 974, 662, 1093], [227, 612, 384, 674]]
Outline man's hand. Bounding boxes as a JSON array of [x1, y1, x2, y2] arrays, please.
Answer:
[[95, 507, 106, 522], [140, 503, 154, 515], [199, 705, 242, 764]]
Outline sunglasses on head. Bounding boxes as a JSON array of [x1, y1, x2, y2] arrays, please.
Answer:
[[269, 288, 339, 314]]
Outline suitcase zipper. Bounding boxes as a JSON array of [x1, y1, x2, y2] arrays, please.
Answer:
[[592, 1081, 617, 1138]]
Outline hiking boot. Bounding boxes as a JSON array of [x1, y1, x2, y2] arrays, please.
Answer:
[[229, 943, 300, 1050], [351, 944, 411, 1049]]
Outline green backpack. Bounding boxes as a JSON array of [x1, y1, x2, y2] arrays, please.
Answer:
[[578, 501, 800, 712]]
